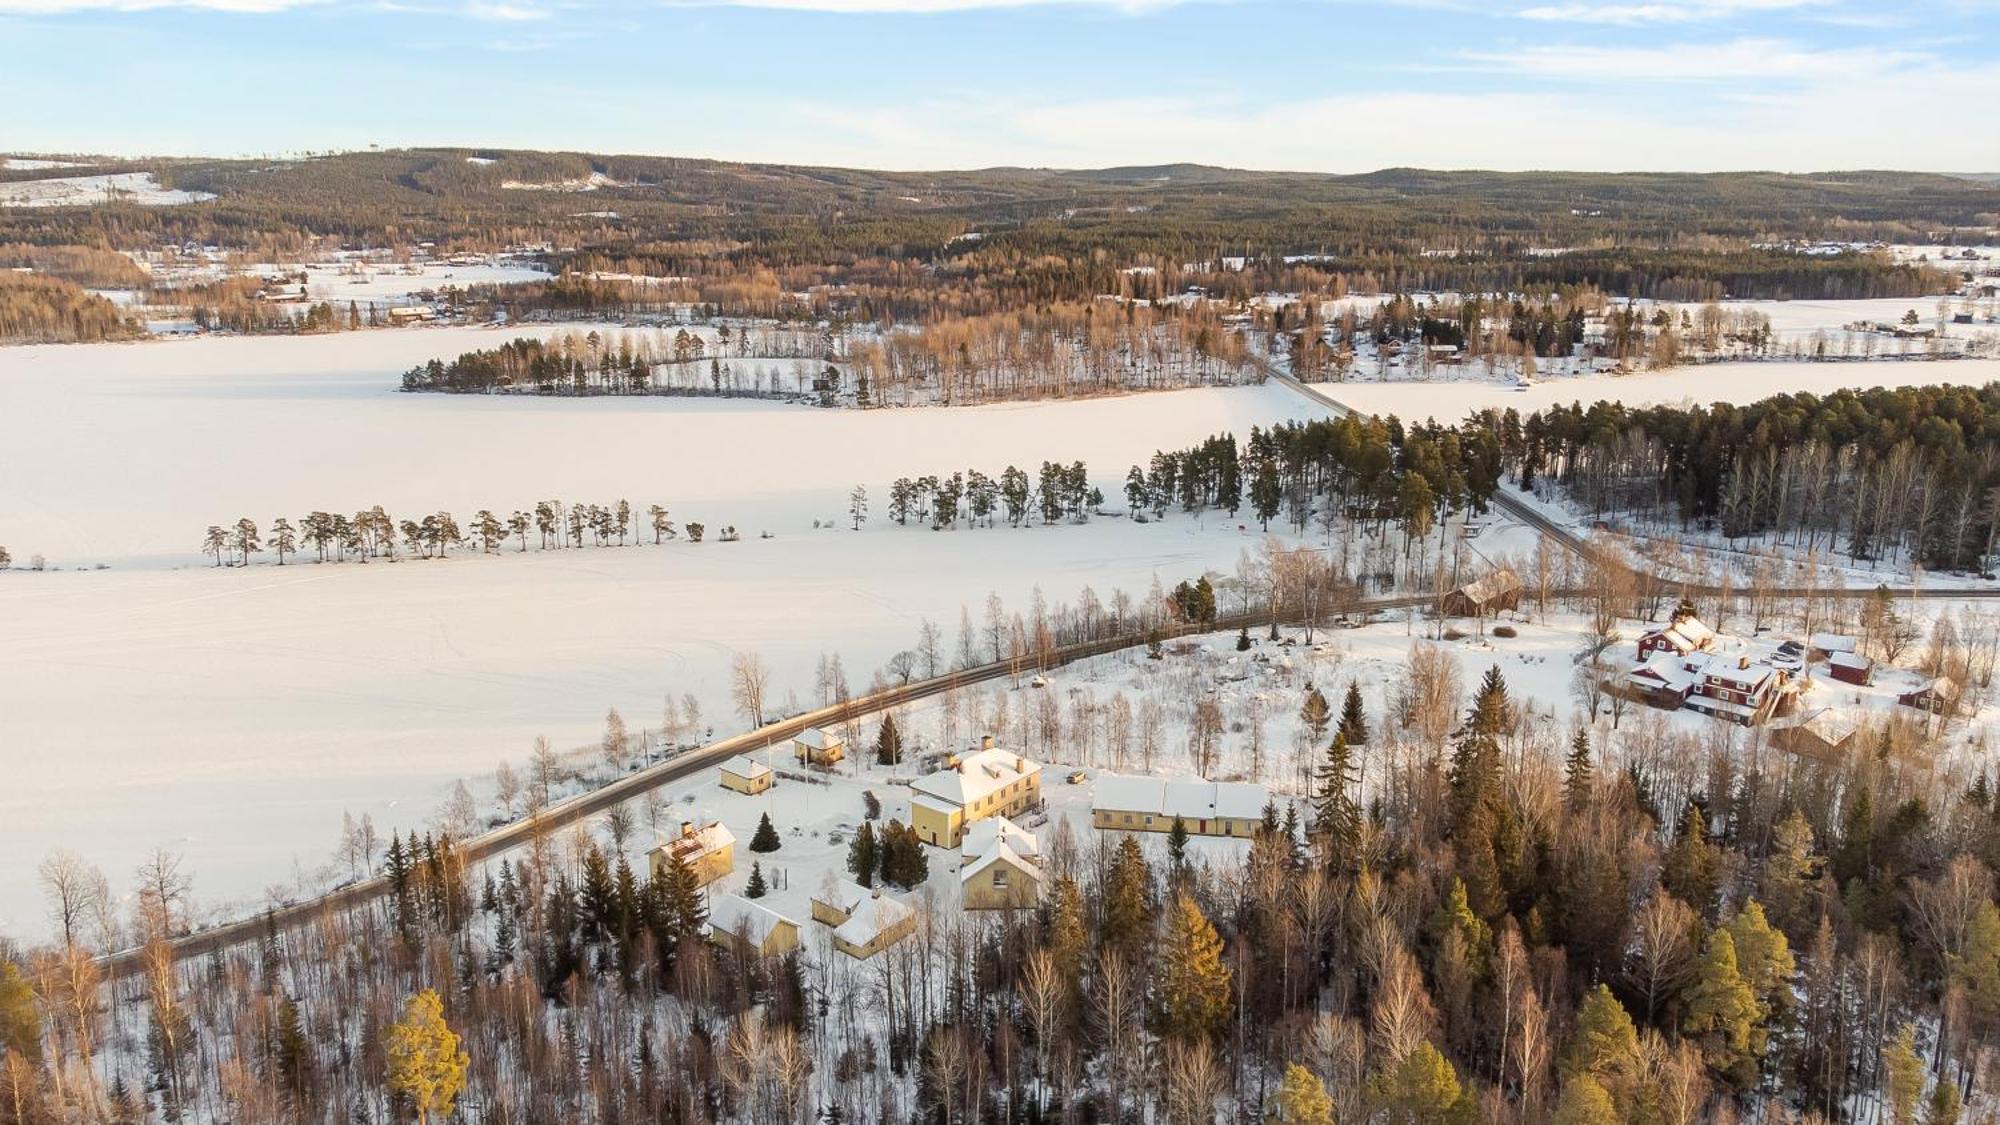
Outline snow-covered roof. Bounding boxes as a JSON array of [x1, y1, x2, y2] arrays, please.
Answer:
[[960, 815, 1038, 861], [1671, 616, 1715, 646], [811, 878, 872, 918], [963, 840, 1044, 884], [721, 754, 771, 779], [832, 893, 914, 948], [708, 894, 794, 945], [795, 727, 841, 750], [660, 820, 734, 864], [912, 747, 1039, 808], [1809, 633, 1858, 654], [1091, 774, 1270, 821], [1829, 651, 1871, 670], [1628, 652, 1697, 693], [1456, 567, 1521, 604]]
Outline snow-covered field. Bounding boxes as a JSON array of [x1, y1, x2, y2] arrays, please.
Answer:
[[1321, 357, 2000, 422], [283, 260, 552, 305], [0, 172, 214, 208], [0, 328, 1328, 937]]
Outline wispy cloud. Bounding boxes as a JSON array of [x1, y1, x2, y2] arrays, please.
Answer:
[[658, 0, 1193, 12], [0, 0, 321, 10], [1458, 37, 1932, 81], [1515, 0, 1824, 24]]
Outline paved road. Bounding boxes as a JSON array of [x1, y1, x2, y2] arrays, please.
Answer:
[[98, 597, 1430, 977], [1262, 363, 2000, 603]]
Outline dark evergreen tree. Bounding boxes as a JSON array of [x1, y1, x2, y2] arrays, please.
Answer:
[[750, 811, 782, 853]]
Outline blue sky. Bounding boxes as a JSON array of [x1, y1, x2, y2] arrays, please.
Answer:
[[4, 0, 1997, 172]]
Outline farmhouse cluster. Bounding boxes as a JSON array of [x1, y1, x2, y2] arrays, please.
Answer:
[[657, 723, 1270, 965]]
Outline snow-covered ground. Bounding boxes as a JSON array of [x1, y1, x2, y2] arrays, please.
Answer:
[[2, 158, 85, 171], [1320, 357, 2000, 421], [0, 327, 1334, 937], [0, 172, 214, 208]]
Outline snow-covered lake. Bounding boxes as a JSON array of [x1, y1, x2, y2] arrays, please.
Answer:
[[5, 325, 1998, 939], [0, 328, 1320, 937]]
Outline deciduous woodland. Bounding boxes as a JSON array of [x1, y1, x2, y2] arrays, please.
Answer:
[[0, 273, 140, 343]]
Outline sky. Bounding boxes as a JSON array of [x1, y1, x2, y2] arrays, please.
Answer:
[[3, 0, 1998, 173]]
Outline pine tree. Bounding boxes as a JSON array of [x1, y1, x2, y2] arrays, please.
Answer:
[[1562, 985, 1642, 1106], [1427, 878, 1492, 978], [0, 962, 40, 1064], [1682, 927, 1760, 1088], [1371, 1041, 1465, 1125], [580, 846, 616, 940], [1271, 1063, 1335, 1125], [750, 812, 781, 853], [1726, 899, 1795, 1026], [874, 715, 903, 766], [1156, 892, 1231, 1041], [1550, 1075, 1619, 1125], [274, 995, 310, 1104], [848, 821, 878, 887], [1168, 817, 1190, 870], [1563, 729, 1594, 810], [745, 861, 767, 899], [1884, 1023, 1924, 1125], [385, 990, 469, 1125], [1926, 1076, 1964, 1125], [1338, 680, 1369, 745]]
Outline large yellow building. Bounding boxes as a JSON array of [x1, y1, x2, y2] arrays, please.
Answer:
[[908, 744, 1041, 848], [647, 819, 736, 888], [1089, 776, 1268, 838]]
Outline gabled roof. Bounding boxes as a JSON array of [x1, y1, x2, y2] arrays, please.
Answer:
[[795, 727, 841, 750], [1809, 633, 1858, 653], [1091, 774, 1271, 821], [708, 894, 794, 945], [963, 840, 1044, 884], [1456, 567, 1521, 604], [811, 878, 873, 918], [721, 754, 772, 779], [1829, 651, 1871, 670], [912, 747, 1039, 808], [960, 815, 1038, 861], [657, 819, 735, 864], [832, 893, 914, 948]]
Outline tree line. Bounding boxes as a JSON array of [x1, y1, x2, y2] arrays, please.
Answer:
[[198, 498, 722, 567], [1514, 382, 2000, 572]]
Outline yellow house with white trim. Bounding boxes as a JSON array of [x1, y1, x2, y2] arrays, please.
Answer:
[[907, 744, 1041, 848]]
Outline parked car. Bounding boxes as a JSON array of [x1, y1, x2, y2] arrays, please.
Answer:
[[1066, 770, 1087, 785]]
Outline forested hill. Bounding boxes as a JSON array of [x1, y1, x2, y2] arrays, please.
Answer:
[[2, 149, 1995, 264]]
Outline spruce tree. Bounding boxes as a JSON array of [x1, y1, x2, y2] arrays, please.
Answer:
[[1562, 984, 1642, 1106], [1661, 804, 1722, 917], [1337, 680, 1369, 745], [750, 812, 781, 853], [1168, 817, 1190, 871], [1563, 730, 1594, 810], [848, 822, 878, 888], [745, 861, 767, 899], [1156, 892, 1231, 1041], [1101, 834, 1153, 952], [1312, 734, 1361, 866], [874, 715, 903, 766]]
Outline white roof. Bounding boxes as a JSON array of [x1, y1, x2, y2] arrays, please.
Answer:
[[708, 894, 794, 945], [658, 820, 734, 863], [960, 815, 1038, 861], [721, 754, 771, 779], [831, 893, 914, 947], [1091, 774, 1270, 821], [1829, 651, 1871, 670], [912, 747, 1040, 808], [1628, 652, 1698, 693], [963, 840, 1044, 884], [795, 727, 841, 750], [1809, 633, 1858, 653], [811, 878, 872, 917]]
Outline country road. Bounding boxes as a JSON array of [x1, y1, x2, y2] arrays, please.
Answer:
[[98, 596, 1429, 977]]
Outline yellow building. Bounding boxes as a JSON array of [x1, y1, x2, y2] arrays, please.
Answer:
[[647, 819, 736, 888], [1089, 776, 1268, 838], [707, 893, 800, 959], [908, 744, 1041, 848], [830, 893, 916, 960], [961, 841, 1043, 911], [794, 727, 845, 767], [719, 754, 773, 795]]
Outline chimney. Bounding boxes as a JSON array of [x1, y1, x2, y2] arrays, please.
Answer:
[[680, 820, 694, 839], [1016, 755, 1026, 773], [1739, 657, 1750, 671], [981, 734, 995, 751]]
